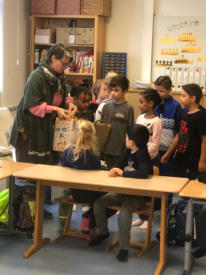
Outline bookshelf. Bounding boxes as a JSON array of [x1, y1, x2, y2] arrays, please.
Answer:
[[30, 14, 106, 83]]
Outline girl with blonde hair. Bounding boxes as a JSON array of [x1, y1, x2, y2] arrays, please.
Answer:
[[60, 120, 103, 202]]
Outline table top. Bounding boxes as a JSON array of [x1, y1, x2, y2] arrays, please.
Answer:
[[0, 160, 34, 180], [13, 164, 189, 195], [179, 180, 206, 199]]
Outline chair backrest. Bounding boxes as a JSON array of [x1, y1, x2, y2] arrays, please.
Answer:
[[153, 166, 159, 176], [0, 108, 13, 147]]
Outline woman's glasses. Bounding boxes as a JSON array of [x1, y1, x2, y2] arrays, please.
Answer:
[[59, 60, 71, 68]]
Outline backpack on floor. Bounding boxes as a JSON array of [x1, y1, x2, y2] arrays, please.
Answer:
[[14, 186, 36, 231], [0, 188, 9, 225], [156, 199, 187, 246], [167, 199, 187, 246]]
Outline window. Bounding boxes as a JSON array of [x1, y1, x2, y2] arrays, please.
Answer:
[[0, 0, 3, 92]]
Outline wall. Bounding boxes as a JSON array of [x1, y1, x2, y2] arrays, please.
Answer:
[[105, 0, 154, 87], [2, 0, 206, 107], [155, 0, 206, 15], [105, 0, 206, 88], [0, 0, 30, 107]]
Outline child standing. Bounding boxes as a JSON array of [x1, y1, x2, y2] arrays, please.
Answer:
[[90, 124, 153, 262], [95, 72, 118, 121], [99, 75, 134, 169], [133, 88, 162, 228], [70, 86, 94, 122], [136, 88, 163, 166], [154, 76, 182, 176], [161, 83, 206, 179], [89, 79, 109, 113]]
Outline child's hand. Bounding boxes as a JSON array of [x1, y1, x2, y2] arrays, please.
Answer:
[[161, 153, 169, 164], [68, 102, 77, 115], [108, 168, 123, 177], [198, 160, 206, 173], [56, 108, 71, 120]]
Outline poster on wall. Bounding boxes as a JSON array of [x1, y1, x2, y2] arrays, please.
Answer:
[[152, 15, 206, 93]]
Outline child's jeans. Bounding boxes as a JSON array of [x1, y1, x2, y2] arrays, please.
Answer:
[[94, 193, 145, 250]]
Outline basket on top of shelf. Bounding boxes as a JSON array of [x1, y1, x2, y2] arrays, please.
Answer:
[[56, 0, 81, 15], [81, 0, 111, 16], [31, 0, 56, 14]]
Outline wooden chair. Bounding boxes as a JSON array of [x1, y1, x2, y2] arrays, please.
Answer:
[[54, 194, 91, 242], [106, 166, 159, 257]]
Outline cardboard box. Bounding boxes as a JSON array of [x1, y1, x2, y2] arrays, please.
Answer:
[[56, 0, 80, 15], [76, 28, 94, 45], [56, 28, 76, 44], [31, 0, 56, 14], [35, 29, 53, 44]]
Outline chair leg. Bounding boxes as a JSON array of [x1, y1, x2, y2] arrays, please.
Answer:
[[55, 204, 88, 242], [63, 204, 73, 234], [105, 232, 119, 251], [136, 211, 156, 257]]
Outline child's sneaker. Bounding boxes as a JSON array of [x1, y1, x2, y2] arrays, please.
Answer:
[[139, 220, 148, 230], [89, 233, 110, 246], [116, 249, 128, 262], [132, 218, 143, 226]]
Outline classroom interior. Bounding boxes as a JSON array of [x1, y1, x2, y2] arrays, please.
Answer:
[[1, 0, 206, 274]]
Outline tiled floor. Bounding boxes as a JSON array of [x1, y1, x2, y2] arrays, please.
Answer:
[[0, 187, 205, 275]]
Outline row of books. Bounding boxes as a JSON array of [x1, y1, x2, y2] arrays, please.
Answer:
[[34, 48, 94, 74]]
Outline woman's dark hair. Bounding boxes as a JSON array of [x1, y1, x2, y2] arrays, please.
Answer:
[[108, 75, 129, 91], [127, 124, 149, 149], [46, 43, 73, 64], [70, 85, 89, 98], [182, 83, 202, 104], [154, 75, 172, 90], [142, 88, 164, 114]]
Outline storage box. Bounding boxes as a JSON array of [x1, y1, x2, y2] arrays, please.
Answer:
[[81, 0, 111, 16], [76, 28, 94, 44], [31, 0, 56, 14], [56, 28, 76, 44], [56, 0, 80, 15], [102, 52, 127, 78], [35, 29, 53, 44]]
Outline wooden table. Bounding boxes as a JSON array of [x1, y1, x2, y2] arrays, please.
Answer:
[[179, 180, 206, 275], [0, 160, 34, 234], [14, 164, 189, 275]]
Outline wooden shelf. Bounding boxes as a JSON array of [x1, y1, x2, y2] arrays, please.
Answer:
[[30, 14, 106, 83], [34, 43, 94, 47], [35, 43, 55, 46], [64, 72, 93, 77], [32, 14, 98, 19]]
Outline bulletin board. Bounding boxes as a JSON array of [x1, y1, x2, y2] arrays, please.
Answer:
[[152, 15, 206, 93]]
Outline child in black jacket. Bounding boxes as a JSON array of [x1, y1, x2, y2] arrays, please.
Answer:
[[90, 124, 153, 262]]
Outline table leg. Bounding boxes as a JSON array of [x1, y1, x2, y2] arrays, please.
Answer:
[[8, 175, 15, 232], [24, 181, 50, 258], [155, 194, 168, 275], [181, 198, 193, 275]]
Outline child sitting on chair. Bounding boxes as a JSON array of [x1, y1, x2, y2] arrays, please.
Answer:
[[60, 120, 105, 233], [90, 124, 153, 262]]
